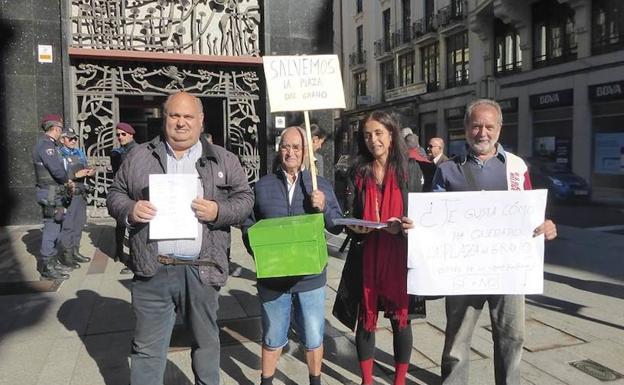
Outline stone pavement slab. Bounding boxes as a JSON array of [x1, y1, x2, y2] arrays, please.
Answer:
[[0, 222, 622, 384]]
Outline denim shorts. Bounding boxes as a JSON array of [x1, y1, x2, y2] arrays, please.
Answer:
[[259, 285, 326, 350]]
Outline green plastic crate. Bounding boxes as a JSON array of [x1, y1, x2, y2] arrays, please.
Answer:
[[248, 213, 328, 278]]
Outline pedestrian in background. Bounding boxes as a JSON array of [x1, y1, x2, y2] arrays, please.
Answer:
[[426, 137, 448, 165], [110, 122, 138, 274], [310, 123, 328, 177], [433, 99, 557, 385], [32, 114, 73, 280], [333, 111, 426, 385], [242, 126, 343, 385], [58, 127, 94, 269], [107, 92, 253, 385]]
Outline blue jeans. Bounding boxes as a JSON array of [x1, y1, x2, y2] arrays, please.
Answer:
[[259, 285, 325, 350], [131, 265, 220, 385], [442, 295, 525, 385]]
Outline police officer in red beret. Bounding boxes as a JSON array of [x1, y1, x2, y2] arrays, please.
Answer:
[[32, 114, 73, 280]]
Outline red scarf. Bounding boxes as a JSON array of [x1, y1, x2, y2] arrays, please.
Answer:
[[357, 168, 408, 331]]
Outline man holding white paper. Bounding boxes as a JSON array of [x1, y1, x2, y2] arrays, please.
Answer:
[[107, 91, 253, 385], [432, 99, 557, 385]]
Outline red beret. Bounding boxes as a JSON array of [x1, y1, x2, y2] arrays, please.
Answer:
[[116, 122, 136, 135], [41, 114, 63, 131]]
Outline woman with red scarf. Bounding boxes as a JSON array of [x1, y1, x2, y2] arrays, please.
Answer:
[[333, 111, 427, 385]]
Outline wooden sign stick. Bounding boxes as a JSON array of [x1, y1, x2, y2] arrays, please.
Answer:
[[303, 110, 318, 191]]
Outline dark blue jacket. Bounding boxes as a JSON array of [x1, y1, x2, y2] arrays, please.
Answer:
[[32, 134, 68, 188], [242, 169, 343, 293]]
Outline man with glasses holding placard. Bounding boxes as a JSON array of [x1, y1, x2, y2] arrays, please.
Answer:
[[111, 122, 138, 273]]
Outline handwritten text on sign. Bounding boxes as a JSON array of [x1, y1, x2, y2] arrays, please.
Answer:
[[263, 55, 346, 112], [407, 190, 548, 295]]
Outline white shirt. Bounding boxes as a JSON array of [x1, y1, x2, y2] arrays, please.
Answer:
[[157, 140, 204, 259]]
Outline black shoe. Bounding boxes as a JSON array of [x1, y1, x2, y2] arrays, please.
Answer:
[[41, 262, 69, 280], [52, 258, 73, 273], [73, 247, 91, 263], [59, 250, 80, 269], [120, 267, 132, 275]]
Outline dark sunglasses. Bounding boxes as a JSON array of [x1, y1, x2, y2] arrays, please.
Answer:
[[116, 132, 128, 137], [68, 137, 78, 142]]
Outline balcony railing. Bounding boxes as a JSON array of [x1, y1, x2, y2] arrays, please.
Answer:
[[374, 37, 392, 57], [412, 17, 437, 38], [349, 50, 366, 68], [436, 0, 467, 29], [392, 25, 413, 47]]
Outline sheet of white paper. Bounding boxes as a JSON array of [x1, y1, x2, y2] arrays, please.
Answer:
[[333, 218, 388, 229], [407, 190, 548, 296], [149, 174, 198, 240]]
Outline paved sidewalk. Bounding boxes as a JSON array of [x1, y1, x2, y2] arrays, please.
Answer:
[[0, 220, 623, 385]]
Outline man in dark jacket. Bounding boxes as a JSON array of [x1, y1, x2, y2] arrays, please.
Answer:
[[107, 92, 254, 385], [32, 114, 73, 280], [110, 122, 138, 274], [242, 126, 342, 385]]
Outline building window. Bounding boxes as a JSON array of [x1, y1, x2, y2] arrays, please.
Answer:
[[447, 31, 469, 88], [356, 0, 363, 14], [350, 26, 365, 67], [425, 0, 435, 32], [401, 0, 411, 43], [532, 0, 577, 68], [421, 43, 439, 91], [398, 52, 414, 87], [354, 71, 367, 99], [356, 25, 363, 56], [383, 9, 392, 51], [495, 19, 522, 75], [450, 0, 465, 20], [592, 0, 624, 54], [381, 60, 395, 91]]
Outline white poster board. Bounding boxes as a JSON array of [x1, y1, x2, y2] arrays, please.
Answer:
[[149, 174, 198, 240], [263, 55, 346, 112], [407, 190, 548, 295]]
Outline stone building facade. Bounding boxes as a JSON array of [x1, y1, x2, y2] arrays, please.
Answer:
[[335, 0, 624, 201], [1, 0, 334, 225]]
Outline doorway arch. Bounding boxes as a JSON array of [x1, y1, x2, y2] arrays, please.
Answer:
[[70, 60, 264, 217]]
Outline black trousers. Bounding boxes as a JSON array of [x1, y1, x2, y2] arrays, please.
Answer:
[[130, 265, 221, 385]]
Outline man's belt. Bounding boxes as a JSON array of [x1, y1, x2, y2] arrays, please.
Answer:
[[157, 255, 223, 272]]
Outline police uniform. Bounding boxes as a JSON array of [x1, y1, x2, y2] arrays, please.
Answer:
[[59, 138, 92, 266], [32, 124, 71, 279]]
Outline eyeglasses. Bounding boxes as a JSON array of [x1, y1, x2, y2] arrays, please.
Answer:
[[68, 137, 78, 142], [426, 144, 440, 149], [279, 144, 302, 153], [116, 132, 128, 137]]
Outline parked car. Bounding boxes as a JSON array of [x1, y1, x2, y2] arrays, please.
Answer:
[[525, 158, 591, 201]]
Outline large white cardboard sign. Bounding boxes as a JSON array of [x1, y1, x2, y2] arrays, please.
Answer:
[[263, 55, 346, 112], [407, 190, 548, 295]]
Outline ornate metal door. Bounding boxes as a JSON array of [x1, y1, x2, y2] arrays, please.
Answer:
[[71, 62, 262, 217], [68, 0, 263, 217]]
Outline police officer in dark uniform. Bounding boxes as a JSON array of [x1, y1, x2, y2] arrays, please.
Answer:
[[32, 114, 73, 280], [59, 128, 94, 268], [110, 122, 138, 274]]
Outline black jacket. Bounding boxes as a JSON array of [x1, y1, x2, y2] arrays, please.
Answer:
[[106, 135, 253, 285]]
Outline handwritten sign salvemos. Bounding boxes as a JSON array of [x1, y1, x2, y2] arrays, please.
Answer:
[[407, 190, 548, 295], [263, 55, 346, 112]]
